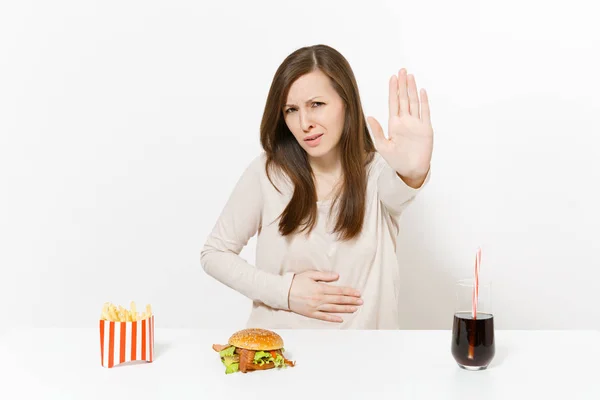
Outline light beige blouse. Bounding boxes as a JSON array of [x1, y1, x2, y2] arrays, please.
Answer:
[[201, 151, 430, 329]]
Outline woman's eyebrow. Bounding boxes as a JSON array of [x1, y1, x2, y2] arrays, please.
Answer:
[[284, 96, 323, 107]]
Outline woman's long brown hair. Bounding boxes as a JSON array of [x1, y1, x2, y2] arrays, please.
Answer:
[[260, 44, 376, 241]]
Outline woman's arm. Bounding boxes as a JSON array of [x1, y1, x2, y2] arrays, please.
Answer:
[[200, 156, 294, 311], [376, 157, 431, 216]]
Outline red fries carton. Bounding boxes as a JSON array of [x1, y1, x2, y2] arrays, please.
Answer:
[[99, 302, 155, 368]]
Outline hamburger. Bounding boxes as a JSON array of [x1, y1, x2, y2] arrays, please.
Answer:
[[212, 328, 296, 374]]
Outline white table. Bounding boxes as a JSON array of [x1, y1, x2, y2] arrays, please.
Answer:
[[1, 328, 599, 399]]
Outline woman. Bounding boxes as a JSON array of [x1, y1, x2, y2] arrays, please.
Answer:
[[201, 44, 433, 329]]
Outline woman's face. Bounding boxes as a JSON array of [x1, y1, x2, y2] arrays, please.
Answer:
[[283, 69, 346, 159]]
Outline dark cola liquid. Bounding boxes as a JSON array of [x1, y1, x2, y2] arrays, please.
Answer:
[[451, 312, 495, 369]]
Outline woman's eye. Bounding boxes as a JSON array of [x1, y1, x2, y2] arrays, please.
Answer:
[[285, 102, 323, 114]]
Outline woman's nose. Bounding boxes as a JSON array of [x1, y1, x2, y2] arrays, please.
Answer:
[[299, 111, 315, 132]]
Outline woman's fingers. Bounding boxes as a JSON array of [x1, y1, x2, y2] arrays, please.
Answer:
[[367, 116, 387, 148], [316, 304, 358, 313], [306, 271, 339, 282], [389, 75, 399, 117], [398, 68, 409, 117], [313, 297, 363, 323], [313, 312, 343, 323], [321, 294, 363, 306], [320, 283, 361, 298], [420, 88, 431, 125], [407, 74, 420, 118]]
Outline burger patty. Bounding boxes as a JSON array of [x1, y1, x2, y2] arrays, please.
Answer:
[[213, 344, 295, 373]]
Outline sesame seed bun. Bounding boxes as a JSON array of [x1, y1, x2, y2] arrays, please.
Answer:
[[228, 328, 284, 351]]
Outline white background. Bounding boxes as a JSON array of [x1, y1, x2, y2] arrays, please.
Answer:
[[1, 0, 599, 332]]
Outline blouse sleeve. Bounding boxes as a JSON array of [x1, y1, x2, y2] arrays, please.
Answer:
[[376, 154, 431, 216], [200, 155, 295, 311]]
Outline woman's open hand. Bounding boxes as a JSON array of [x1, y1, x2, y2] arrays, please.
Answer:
[[367, 68, 433, 185], [287, 270, 363, 323]]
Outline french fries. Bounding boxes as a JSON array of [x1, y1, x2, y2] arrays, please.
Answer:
[[101, 301, 153, 322]]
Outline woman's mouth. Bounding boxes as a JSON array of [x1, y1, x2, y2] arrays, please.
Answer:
[[304, 133, 324, 147]]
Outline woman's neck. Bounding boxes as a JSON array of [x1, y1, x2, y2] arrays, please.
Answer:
[[309, 148, 342, 178]]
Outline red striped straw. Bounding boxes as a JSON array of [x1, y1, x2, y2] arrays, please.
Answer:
[[472, 247, 482, 319]]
